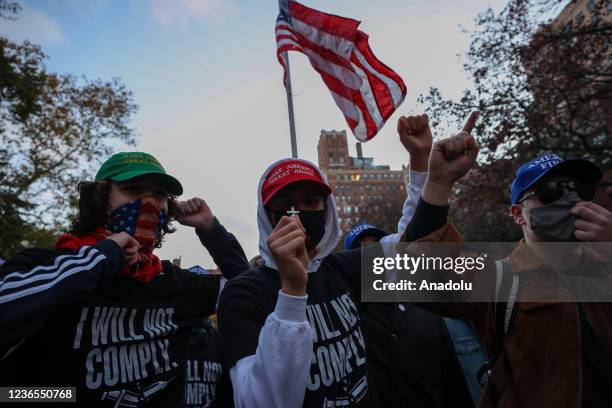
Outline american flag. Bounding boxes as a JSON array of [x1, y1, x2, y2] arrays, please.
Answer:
[[276, 0, 407, 142]]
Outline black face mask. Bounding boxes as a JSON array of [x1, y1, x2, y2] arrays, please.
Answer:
[[270, 209, 326, 252], [529, 191, 582, 242]]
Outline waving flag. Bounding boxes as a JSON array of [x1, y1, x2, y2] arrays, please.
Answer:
[[276, 0, 406, 142]]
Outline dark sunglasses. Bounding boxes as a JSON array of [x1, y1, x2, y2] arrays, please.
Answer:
[[518, 180, 597, 204]]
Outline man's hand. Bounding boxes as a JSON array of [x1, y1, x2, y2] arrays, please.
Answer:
[[572, 201, 612, 242], [422, 112, 479, 205], [267, 216, 309, 296], [177, 198, 215, 233], [107, 232, 140, 266], [397, 113, 433, 172]]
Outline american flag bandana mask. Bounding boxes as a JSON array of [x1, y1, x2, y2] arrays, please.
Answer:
[[106, 197, 167, 247]]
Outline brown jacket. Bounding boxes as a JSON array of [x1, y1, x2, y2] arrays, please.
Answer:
[[411, 223, 612, 408]]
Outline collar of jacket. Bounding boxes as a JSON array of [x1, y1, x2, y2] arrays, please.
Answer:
[[508, 240, 550, 274]]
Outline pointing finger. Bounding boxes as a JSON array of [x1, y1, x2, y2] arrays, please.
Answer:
[[462, 111, 478, 133]]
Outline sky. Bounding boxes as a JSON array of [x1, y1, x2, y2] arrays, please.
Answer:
[[1, 0, 509, 268]]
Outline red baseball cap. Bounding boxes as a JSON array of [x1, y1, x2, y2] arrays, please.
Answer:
[[262, 160, 332, 205]]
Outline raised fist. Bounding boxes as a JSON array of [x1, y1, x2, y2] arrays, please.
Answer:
[[177, 198, 215, 233], [397, 114, 433, 172]]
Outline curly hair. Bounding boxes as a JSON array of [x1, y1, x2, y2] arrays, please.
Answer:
[[70, 180, 179, 248]]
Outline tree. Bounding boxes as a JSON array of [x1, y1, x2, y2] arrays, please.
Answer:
[[419, 0, 611, 241], [0, 12, 137, 257], [0, 0, 20, 20]]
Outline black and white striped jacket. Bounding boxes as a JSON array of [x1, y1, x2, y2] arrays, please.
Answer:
[[0, 240, 123, 356]]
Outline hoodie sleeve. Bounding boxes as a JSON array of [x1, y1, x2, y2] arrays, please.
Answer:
[[403, 198, 450, 242], [219, 279, 313, 408], [0, 240, 124, 352], [196, 217, 249, 280], [380, 169, 427, 245]]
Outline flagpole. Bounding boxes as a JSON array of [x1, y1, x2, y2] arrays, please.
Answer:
[[284, 52, 299, 158]]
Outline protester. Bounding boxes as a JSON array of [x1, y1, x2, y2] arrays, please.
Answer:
[[347, 114, 482, 408], [401, 118, 612, 407], [184, 318, 226, 408], [218, 153, 394, 405], [183, 268, 234, 408], [347, 222, 475, 408], [343, 223, 387, 250], [0, 152, 249, 407], [182, 267, 231, 408]]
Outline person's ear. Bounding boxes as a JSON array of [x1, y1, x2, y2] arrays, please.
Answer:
[[510, 204, 527, 226]]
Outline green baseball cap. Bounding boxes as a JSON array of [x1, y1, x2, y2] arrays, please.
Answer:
[[95, 152, 183, 196]]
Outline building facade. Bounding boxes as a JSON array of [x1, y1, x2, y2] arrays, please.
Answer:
[[551, 0, 612, 136], [317, 129, 409, 234]]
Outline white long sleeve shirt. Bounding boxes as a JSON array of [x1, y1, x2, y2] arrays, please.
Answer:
[[229, 291, 312, 407]]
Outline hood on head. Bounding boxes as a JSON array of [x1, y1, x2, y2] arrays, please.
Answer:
[[257, 158, 341, 272]]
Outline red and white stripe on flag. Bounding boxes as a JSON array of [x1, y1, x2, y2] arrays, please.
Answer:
[[275, 0, 406, 142]]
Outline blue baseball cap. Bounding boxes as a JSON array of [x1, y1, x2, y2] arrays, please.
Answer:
[[188, 265, 211, 275], [344, 223, 387, 250], [510, 153, 602, 204]]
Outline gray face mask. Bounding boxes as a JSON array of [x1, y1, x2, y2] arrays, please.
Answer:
[[529, 191, 582, 242]]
